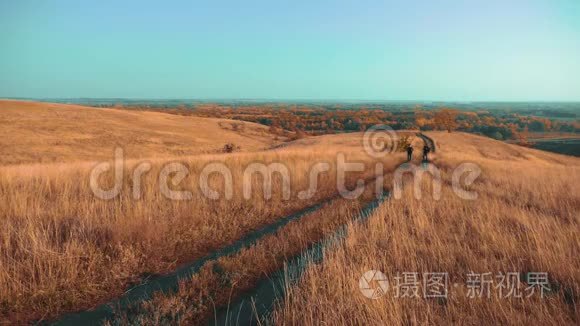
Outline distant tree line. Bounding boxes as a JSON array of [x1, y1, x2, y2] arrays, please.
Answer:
[[111, 103, 580, 143]]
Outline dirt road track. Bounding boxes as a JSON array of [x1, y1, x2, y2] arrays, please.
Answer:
[[52, 134, 435, 326]]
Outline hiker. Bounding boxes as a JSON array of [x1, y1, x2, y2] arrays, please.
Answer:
[[406, 145, 414, 161], [422, 145, 431, 161]]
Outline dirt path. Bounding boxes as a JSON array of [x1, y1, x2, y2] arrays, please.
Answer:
[[53, 176, 383, 325], [210, 196, 385, 326], [52, 201, 331, 325], [52, 134, 434, 326], [417, 132, 436, 153], [210, 133, 435, 326]]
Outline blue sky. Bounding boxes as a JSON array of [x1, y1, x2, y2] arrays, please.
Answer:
[[1, 0, 579, 101]]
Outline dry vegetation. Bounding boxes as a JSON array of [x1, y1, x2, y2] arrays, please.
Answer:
[[0, 101, 413, 323], [0, 153, 340, 320], [114, 171, 397, 325], [147, 103, 580, 139], [0, 100, 276, 165], [0, 141, 401, 323], [1, 101, 578, 325], [273, 132, 580, 325]]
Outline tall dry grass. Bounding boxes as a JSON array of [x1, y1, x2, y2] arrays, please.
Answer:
[[0, 100, 276, 165], [0, 137, 405, 323], [110, 160, 407, 325], [273, 132, 580, 325]]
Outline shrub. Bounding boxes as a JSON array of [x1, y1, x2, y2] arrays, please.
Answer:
[[222, 143, 240, 153]]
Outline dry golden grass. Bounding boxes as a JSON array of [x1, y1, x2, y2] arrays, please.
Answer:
[[0, 103, 412, 323], [3, 101, 576, 325], [273, 132, 580, 325], [0, 100, 276, 165], [111, 157, 405, 325], [0, 148, 397, 323]]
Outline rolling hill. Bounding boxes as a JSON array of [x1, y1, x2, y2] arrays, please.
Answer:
[[0, 103, 578, 324], [0, 100, 277, 165]]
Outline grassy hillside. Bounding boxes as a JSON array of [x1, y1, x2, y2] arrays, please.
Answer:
[[274, 132, 580, 325], [0, 102, 577, 325], [0, 107, 408, 323], [0, 100, 277, 165]]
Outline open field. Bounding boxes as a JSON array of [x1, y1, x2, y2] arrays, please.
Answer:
[[104, 161, 403, 325], [0, 148, 381, 323], [0, 100, 277, 165], [0, 101, 578, 325], [0, 101, 414, 323], [273, 132, 580, 325]]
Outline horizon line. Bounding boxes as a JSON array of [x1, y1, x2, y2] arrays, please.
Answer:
[[3, 97, 580, 104]]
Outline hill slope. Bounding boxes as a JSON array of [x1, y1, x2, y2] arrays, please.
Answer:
[[0, 100, 276, 165], [273, 131, 580, 325], [1, 114, 578, 324]]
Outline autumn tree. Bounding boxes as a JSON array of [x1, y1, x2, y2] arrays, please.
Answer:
[[414, 111, 433, 130], [508, 123, 520, 140], [396, 136, 412, 152], [434, 108, 458, 132], [517, 126, 532, 146]]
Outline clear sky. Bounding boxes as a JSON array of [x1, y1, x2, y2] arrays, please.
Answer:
[[1, 0, 579, 101]]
